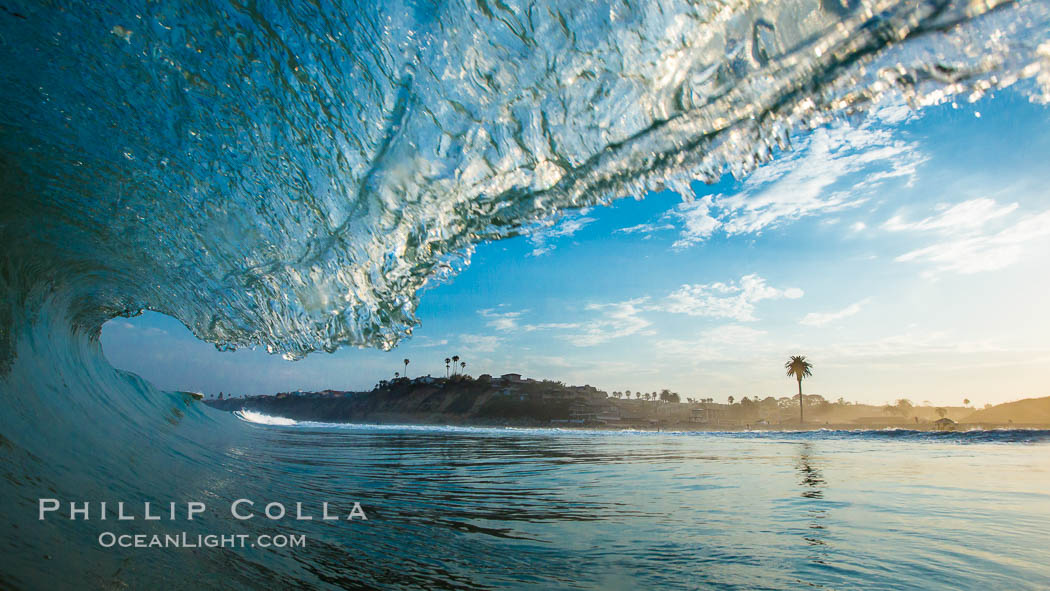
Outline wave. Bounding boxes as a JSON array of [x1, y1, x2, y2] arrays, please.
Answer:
[[248, 419, 1050, 445], [233, 409, 299, 426], [2, 0, 1050, 586], [2, 0, 1049, 358]]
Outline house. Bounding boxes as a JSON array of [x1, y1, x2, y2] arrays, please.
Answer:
[[691, 406, 727, 425], [594, 405, 621, 422], [500, 373, 523, 382]]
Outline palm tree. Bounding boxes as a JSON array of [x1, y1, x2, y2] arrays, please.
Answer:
[[452, 355, 460, 376], [394, 371, 400, 379], [963, 398, 971, 406], [445, 358, 451, 378], [785, 355, 813, 424], [460, 361, 466, 375], [728, 395, 735, 405], [403, 358, 410, 378]]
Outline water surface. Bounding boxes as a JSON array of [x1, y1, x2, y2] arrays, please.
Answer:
[[206, 423, 1050, 589]]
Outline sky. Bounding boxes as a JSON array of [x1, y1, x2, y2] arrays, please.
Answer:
[[101, 90, 1050, 407]]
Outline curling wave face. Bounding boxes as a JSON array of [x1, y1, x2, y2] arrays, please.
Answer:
[[1, 0, 1049, 358], [2, 2, 1050, 586]]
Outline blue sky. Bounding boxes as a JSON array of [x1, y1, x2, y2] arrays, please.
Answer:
[[102, 90, 1050, 406]]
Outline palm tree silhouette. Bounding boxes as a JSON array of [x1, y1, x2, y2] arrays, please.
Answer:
[[452, 355, 460, 376], [403, 358, 410, 379], [963, 398, 970, 406], [445, 358, 451, 378], [460, 361, 466, 374], [785, 355, 813, 424]]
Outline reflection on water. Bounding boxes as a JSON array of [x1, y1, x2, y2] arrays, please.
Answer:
[[210, 427, 1050, 590], [796, 443, 830, 564]]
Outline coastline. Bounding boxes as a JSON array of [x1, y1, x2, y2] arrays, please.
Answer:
[[202, 376, 1048, 432]]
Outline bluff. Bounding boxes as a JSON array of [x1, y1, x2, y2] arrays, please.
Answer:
[[204, 374, 619, 427]]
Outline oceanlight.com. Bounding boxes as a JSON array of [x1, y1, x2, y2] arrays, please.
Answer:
[[97, 532, 306, 549], [38, 498, 368, 549]]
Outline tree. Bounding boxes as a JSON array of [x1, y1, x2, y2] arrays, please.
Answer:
[[785, 355, 813, 423], [403, 358, 410, 378], [659, 389, 680, 403], [460, 361, 466, 375], [452, 355, 460, 376], [625, 390, 632, 399], [963, 398, 971, 406], [445, 358, 451, 378], [895, 398, 914, 417], [394, 372, 400, 379], [728, 395, 735, 405]]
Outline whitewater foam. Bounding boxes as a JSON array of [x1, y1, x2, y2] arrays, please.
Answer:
[[234, 409, 299, 426]]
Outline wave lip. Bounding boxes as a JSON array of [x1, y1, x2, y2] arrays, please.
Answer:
[[3, 0, 1049, 360]]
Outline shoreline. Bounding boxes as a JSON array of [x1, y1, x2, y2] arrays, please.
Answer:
[[225, 408, 1048, 433]]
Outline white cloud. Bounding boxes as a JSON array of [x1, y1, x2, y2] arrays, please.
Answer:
[[851, 221, 867, 232], [616, 222, 675, 236], [565, 298, 653, 347], [672, 198, 722, 248], [479, 308, 524, 332], [800, 298, 870, 327], [895, 209, 1050, 274], [886, 198, 1050, 274], [458, 334, 503, 353], [523, 322, 581, 332], [663, 274, 803, 322], [671, 120, 924, 248], [883, 198, 1018, 232], [654, 325, 772, 362], [528, 215, 596, 256]]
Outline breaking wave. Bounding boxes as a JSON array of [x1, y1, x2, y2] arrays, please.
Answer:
[[234, 409, 299, 426], [2, 0, 1049, 358], [2, 0, 1050, 587]]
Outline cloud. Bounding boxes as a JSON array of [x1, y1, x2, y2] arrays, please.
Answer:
[[479, 308, 524, 332], [671, 121, 924, 248], [883, 198, 1018, 232], [663, 274, 803, 322], [672, 198, 722, 248], [564, 298, 653, 347], [616, 222, 676, 237], [528, 215, 596, 256], [458, 334, 503, 353], [800, 298, 870, 327], [654, 324, 773, 362], [523, 322, 581, 332], [886, 199, 1050, 274]]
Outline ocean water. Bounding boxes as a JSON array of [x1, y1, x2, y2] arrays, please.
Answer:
[[19, 414, 1050, 590], [4, 0, 1050, 588]]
